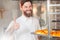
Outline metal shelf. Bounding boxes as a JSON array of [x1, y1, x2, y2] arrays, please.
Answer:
[[48, 12, 60, 14], [49, 4, 60, 6], [47, 0, 60, 40]]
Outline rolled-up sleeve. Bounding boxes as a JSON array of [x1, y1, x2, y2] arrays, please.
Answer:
[[5, 21, 14, 33]]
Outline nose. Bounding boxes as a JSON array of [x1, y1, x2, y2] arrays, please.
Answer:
[[27, 8, 31, 11]]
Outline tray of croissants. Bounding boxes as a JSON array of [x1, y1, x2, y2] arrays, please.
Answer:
[[33, 29, 60, 37]]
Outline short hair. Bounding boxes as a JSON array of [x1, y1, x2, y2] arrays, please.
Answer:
[[20, 0, 32, 6]]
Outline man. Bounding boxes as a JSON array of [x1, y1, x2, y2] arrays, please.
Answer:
[[6, 0, 41, 40]]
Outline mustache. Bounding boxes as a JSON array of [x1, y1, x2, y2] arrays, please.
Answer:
[[26, 10, 32, 11]]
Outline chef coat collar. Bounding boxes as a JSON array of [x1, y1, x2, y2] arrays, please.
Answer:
[[21, 14, 32, 21]]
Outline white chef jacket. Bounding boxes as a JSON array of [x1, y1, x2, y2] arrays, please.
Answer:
[[6, 15, 41, 40]]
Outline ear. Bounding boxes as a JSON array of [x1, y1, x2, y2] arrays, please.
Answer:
[[19, 3, 22, 10]]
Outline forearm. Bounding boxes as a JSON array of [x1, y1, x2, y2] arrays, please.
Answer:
[[6, 26, 14, 34]]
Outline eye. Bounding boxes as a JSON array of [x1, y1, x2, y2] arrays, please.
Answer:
[[25, 6, 27, 8], [29, 6, 32, 8]]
